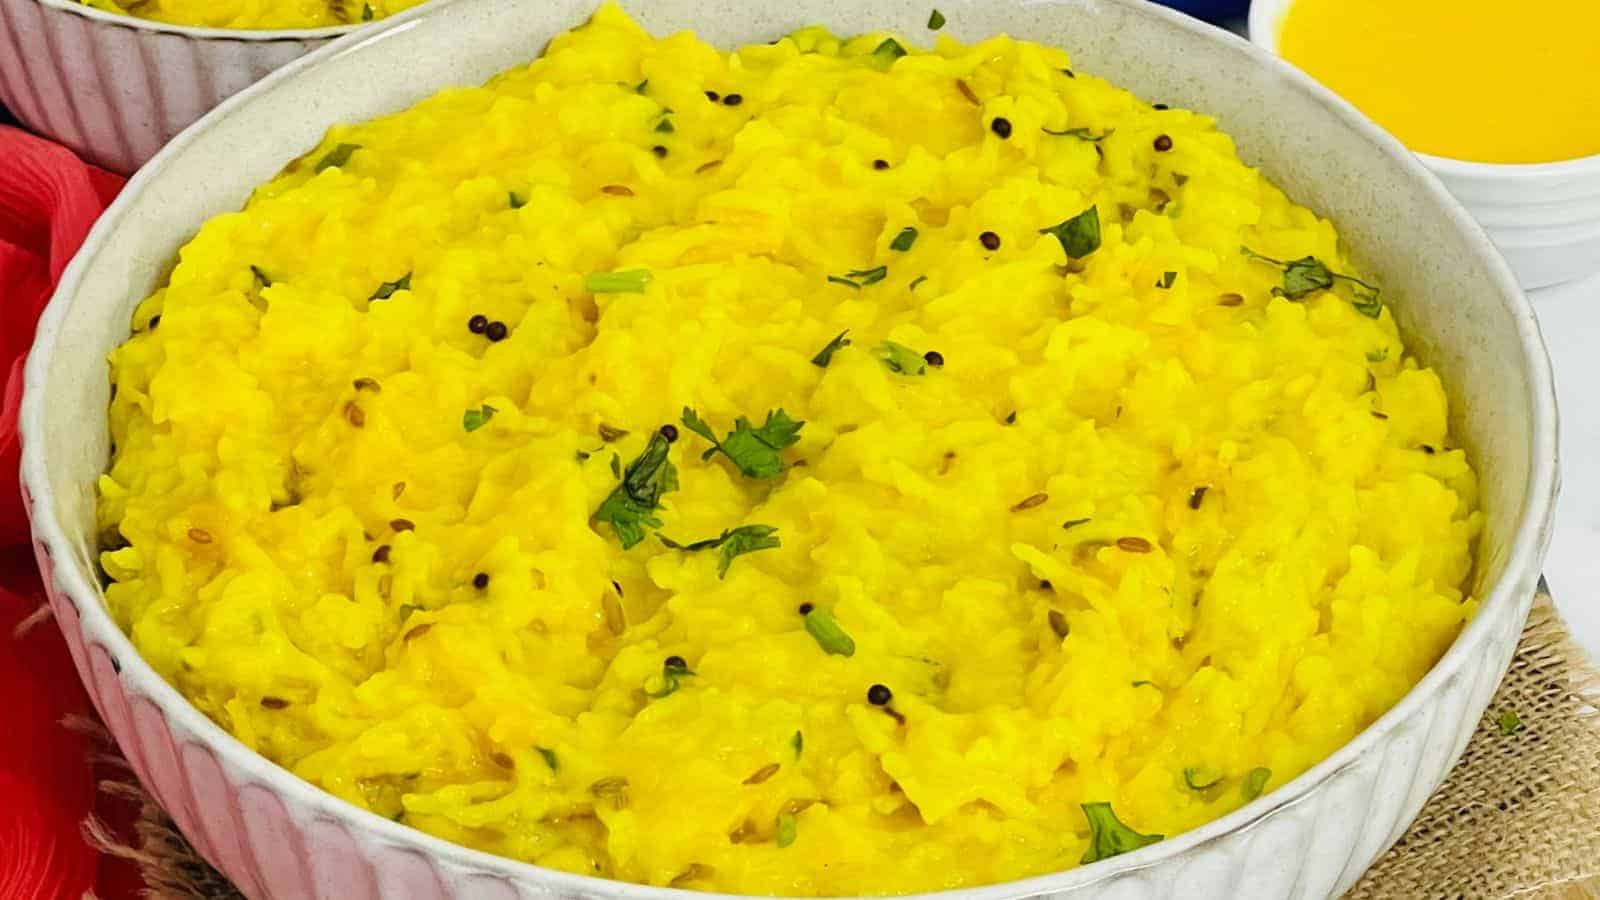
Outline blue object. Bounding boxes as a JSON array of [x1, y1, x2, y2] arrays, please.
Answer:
[[1150, 0, 1251, 24]]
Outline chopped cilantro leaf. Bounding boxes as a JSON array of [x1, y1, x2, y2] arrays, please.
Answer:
[[875, 340, 928, 375], [1183, 766, 1223, 790], [592, 433, 679, 549], [776, 812, 798, 848], [890, 227, 919, 252], [585, 269, 653, 294], [804, 608, 856, 656], [370, 272, 411, 300], [645, 656, 695, 698], [1080, 802, 1163, 864], [869, 37, 907, 70], [680, 407, 804, 479], [1240, 766, 1271, 801], [536, 747, 559, 771], [659, 524, 781, 578], [1040, 206, 1101, 259], [1042, 127, 1113, 142], [1241, 246, 1382, 317], [928, 9, 945, 29], [313, 142, 361, 173], [811, 330, 852, 368], [1497, 709, 1525, 736], [462, 404, 497, 432]]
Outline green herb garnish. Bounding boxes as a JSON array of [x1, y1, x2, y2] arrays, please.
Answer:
[[908, 275, 928, 290], [1240, 766, 1271, 801], [610, 453, 622, 479], [803, 608, 856, 657], [360, 3, 373, 20], [811, 330, 852, 368], [645, 657, 696, 698], [250, 265, 273, 288], [1040, 205, 1101, 259], [680, 407, 803, 479], [830, 265, 888, 288], [1240, 247, 1382, 317], [1157, 271, 1177, 289], [585, 269, 653, 294], [927, 9, 945, 29], [369, 272, 411, 301], [509, 191, 527, 209], [536, 747, 559, 772], [1497, 709, 1525, 736], [875, 340, 928, 376], [869, 38, 908, 70], [462, 404, 497, 433], [634, 79, 649, 94], [598, 423, 629, 442], [889, 227, 919, 252], [593, 432, 679, 549], [1042, 127, 1113, 142], [791, 730, 803, 758], [1183, 766, 1223, 790], [1366, 347, 1389, 363], [1079, 802, 1163, 864], [313, 142, 361, 173], [776, 812, 798, 848], [659, 524, 781, 578], [655, 119, 675, 133]]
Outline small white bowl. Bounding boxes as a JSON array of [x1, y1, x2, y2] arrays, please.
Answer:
[[1249, 0, 1600, 290], [0, 0, 355, 174]]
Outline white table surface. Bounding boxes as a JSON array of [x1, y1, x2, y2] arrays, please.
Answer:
[[1531, 273, 1600, 658]]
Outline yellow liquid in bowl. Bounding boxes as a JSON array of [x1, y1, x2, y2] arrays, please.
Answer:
[[1279, 0, 1600, 164]]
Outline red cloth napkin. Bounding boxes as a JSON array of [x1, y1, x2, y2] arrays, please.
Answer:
[[0, 125, 128, 900]]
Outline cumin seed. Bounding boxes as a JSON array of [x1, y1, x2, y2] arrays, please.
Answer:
[[1011, 492, 1048, 512], [743, 762, 781, 784]]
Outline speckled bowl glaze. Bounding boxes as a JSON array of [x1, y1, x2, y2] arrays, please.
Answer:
[[20, 0, 1559, 897], [0, 0, 355, 174], [1247, 0, 1600, 290]]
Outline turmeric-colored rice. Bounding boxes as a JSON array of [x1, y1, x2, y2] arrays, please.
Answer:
[[98, 7, 1482, 893], [80, 0, 423, 30]]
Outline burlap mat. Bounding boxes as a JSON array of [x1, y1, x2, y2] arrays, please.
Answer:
[[81, 591, 1600, 900]]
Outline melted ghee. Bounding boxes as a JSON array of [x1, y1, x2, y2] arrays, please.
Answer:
[[1279, 0, 1600, 163]]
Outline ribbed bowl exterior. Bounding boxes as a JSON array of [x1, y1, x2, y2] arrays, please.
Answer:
[[0, 0, 333, 174]]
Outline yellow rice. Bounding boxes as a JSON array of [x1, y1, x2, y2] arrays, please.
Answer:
[[98, 6, 1482, 894], [80, 0, 423, 30]]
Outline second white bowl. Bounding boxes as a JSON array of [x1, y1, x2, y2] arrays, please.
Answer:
[[0, 0, 353, 174], [1248, 0, 1600, 290]]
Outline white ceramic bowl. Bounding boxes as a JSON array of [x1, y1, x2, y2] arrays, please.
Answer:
[[20, 0, 1560, 897], [0, 0, 354, 174], [1247, 0, 1600, 291]]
